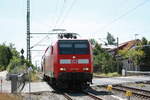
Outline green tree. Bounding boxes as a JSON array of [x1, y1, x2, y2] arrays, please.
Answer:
[[139, 37, 150, 67], [7, 56, 21, 73], [9, 43, 20, 58], [141, 46, 150, 66], [0, 44, 13, 70], [0, 43, 37, 74], [92, 40, 117, 73], [141, 37, 148, 45], [119, 48, 144, 67], [89, 38, 97, 46], [106, 32, 116, 45], [119, 37, 150, 70]]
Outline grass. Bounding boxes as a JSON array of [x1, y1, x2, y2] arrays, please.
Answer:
[[0, 93, 22, 100], [94, 72, 120, 77], [30, 72, 41, 82], [138, 83, 146, 87], [24, 71, 41, 82]]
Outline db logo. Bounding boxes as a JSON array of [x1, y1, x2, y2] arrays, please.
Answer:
[[72, 59, 77, 64]]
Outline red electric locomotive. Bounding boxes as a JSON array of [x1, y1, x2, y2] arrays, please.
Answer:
[[42, 37, 93, 89]]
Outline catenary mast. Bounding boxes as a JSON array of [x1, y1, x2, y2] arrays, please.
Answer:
[[27, 0, 31, 62]]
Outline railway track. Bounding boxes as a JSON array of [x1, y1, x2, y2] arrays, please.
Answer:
[[116, 85, 150, 95], [93, 75, 109, 78], [62, 93, 73, 100], [142, 81, 150, 85], [112, 85, 150, 99], [82, 91, 104, 100], [62, 91, 104, 100]]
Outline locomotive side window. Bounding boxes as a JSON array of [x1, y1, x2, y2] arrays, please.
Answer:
[[45, 47, 50, 56], [51, 46, 53, 54]]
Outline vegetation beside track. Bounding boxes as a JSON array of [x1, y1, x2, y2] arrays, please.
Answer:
[[90, 35, 150, 74], [90, 37, 121, 74], [0, 43, 39, 82], [94, 72, 120, 77]]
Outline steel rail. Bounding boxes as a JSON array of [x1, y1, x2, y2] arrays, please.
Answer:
[[117, 85, 150, 94], [112, 87, 150, 98], [82, 91, 104, 100], [62, 93, 73, 100]]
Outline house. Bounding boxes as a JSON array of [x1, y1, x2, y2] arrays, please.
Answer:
[[108, 39, 141, 56], [108, 39, 141, 71]]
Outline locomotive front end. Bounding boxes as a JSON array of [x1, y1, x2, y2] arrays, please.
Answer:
[[55, 40, 93, 89]]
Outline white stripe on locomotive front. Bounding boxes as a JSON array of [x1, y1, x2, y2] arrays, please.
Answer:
[[60, 59, 89, 64], [78, 59, 89, 64], [60, 59, 71, 64]]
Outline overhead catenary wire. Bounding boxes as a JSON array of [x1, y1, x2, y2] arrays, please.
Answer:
[[48, 0, 59, 30], [53, 0, 67, 29], [95, 0, 150, 33], [31, 0, 75, 63], [52, 0, 76, 29], [58, 0, 77, 28], [30, 35, 50, 49]]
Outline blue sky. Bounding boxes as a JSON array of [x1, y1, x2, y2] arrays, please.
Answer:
[[0, 0, 150, 65]]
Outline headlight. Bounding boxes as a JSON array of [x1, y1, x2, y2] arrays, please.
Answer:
[[83, 67, 89, 71], [60, 67, 66, 71]]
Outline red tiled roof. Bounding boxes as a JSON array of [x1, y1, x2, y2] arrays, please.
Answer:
[[109, 39, 141, 52]]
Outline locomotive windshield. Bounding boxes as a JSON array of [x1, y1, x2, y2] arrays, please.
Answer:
[[58, 40, 89, 54]]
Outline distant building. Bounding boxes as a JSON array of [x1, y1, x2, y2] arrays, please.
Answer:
[[108, 39, 141, 71], [101, 44, 117, 51], [108, 39, 141, 56]]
